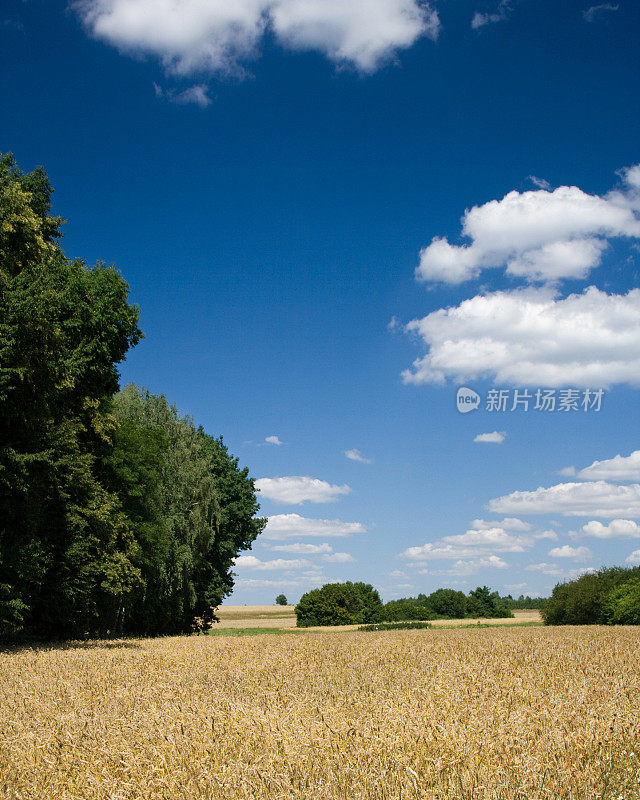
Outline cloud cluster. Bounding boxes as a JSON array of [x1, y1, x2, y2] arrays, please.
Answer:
[[74, 0, 439, 76], [416, 167, 640, 285], [489, 481, 640, 519], [403, 286, 640, 387], [256, 476, 351, 504], [262, 513, 366, 539], [580, 519, 640, 539], [575, 450, 640, 482], [400, 520, 553, 566]]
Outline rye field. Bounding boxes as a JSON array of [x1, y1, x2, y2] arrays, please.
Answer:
[[1, 624, 639, 800]]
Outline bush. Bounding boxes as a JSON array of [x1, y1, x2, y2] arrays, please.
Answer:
[[543, 566, 640, 625], [382, 599, 435, 621], [295, 582, 383, 627], [426, 588, 469, 618]]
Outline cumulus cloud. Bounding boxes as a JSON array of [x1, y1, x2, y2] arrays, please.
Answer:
[[268, 541, 333, 554], [262, 513, 366, 539], [74, 0, 439, 77], [626, 549, 640, 565], [344, 448, 372, 463], [583, 3, 619, 23], [581, 519, 640, 539], [264, 435, 284, 446], [576, 450, 640, 482], [400, 521, 553, 562], [415, 167, 640, 285], [402, 286, 640, 387], [489, 481, 640, 519], [526, 563, 595, 578], [256, 476, 351, 504], [234, 555, 310, 571], [548, 544, 592, 560], [474, 431, 506, 444], [472, 517, 532, 531], [323, 552, 355, 563]]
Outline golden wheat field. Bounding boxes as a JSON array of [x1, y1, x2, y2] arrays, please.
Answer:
[[1, 626, 639, 800]]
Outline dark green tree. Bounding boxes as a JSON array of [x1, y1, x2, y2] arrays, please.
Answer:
[[275, 594, 288, 606], [0, 154, 142, 638], [543, 566, 640, 625], [295, 582, 383, 627]]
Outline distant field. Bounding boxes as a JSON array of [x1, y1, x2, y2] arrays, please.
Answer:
[[214, 605, 542, 631], [2, 625, 638, 799]]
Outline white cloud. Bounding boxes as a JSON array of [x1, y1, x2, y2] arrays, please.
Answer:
[[344, 448, 372, 463], [471, 1, 510, 30], [268, 541, 334, 554], [262, 513, 366, 539], [74, 0, 439, 77], [626, 549, 640, 565], [323, 552, 355, 563], [415, 167, 640, 285], [234, 555, 310, 571], [400, 522, 550, 562], [402, 286, 640, 387], [421, 555, 509, 577], [559, 466, 577, 477], [548, 545, 592, 560], [583, 3, 619, 23], [525, 562, 595, 578], [576, 450, 640, 481], [474, 431, 506, 444], [489, 481, 640, 518], [256, 476, 351, 504], [581, 519, 640, 539], [472, 517, 532, 531], [264, 435, 284, 446]]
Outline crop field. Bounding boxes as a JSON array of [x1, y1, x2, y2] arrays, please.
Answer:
[[1, 625, 639, 800]]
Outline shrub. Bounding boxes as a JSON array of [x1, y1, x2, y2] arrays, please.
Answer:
[[295, 582, 383, 627], [382, 599, 435, 621], [603, 579, 640, 625], [543, 566, 640, 625], [426, 588, 469, 618], [359, 621, 431, 631]]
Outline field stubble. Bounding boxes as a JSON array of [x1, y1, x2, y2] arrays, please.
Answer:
[[1, 626, 639, 800]]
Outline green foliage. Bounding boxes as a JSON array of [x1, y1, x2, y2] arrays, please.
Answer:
[[603, 579, 640, 625], [466, 586, 513, 619], [275, 594, 288, 606], [543, 566, 640, 626], [295, 582, 383, 627], [0, 153, 142, 638], [381, 598, 435, 621], [104, 385, 266, 636], [503, 594, 548, 610], [426, 588, 469, 618], [0, 154, 264, 640]]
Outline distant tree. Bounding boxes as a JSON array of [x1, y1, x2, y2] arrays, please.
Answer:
[[466, 587, 513, 619], [427, 588, 468, 618], [275, 594, 288, 606], [295, 582, 383, 627]]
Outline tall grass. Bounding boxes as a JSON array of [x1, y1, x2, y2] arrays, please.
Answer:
[[1, 626, 639, 799]]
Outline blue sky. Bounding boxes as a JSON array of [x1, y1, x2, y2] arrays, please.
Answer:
[[2, 0, 640, 603]]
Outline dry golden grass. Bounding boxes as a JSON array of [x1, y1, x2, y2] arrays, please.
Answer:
[[2, 626, 639, 799], [215, 605, 297, 629]]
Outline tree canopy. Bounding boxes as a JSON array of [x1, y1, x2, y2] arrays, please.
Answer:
[[0, 154, 264, 639]]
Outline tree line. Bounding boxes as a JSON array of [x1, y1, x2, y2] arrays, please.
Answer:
[[0, 154, 265, 639], [294, 583, 517, 627]]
